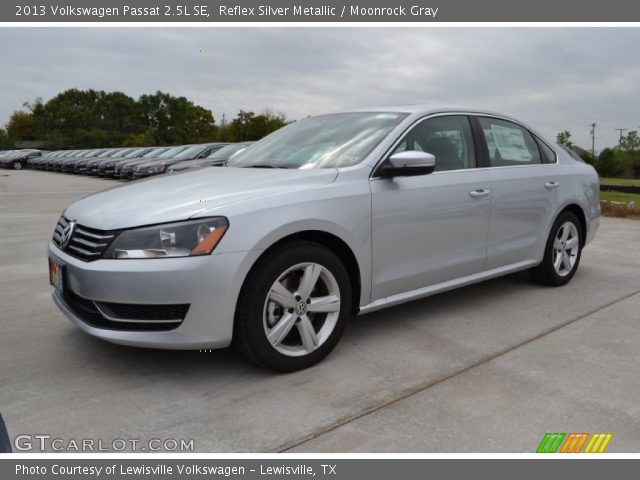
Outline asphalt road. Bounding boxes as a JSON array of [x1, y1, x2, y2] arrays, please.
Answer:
[[1, 170, 639, 452]]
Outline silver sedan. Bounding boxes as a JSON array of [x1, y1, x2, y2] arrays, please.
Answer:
[[48, 106, 600, 371]]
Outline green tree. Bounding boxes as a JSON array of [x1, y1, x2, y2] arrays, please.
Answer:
[[137, 91, 217, 145], [618, 130, 640, 178], [556, 130, 574, 149], [29, 88, 139, 148], [6, 110, 36, 141], [596, 148, 621, 178], [0, 128, 14, 149], [122, 130, 156, 147], [223, 110, 287, 142], [17, 88, 224, 149]]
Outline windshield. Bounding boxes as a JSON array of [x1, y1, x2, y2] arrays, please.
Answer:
[[123, 148, 146, 158], [98, 149, 118, 158], [112, 149, 133, 158], [158, 146, 190, 159], [141, 147, 168, 158], [173, 145, 207, 160], [228, 112, 407, 169], [206, 143, 248, 159]]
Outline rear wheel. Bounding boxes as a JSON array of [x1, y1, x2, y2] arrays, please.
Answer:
[[530, 211, 583, 286], [13, 161, 23, 170], [234, 241, 352, 372]]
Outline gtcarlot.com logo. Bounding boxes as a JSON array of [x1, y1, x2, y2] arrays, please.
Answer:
[[14, 434, 194, 452], [537, 433, 613, 453]]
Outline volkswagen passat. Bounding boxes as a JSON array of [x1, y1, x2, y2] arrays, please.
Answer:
[[48, 107, 600, 371]]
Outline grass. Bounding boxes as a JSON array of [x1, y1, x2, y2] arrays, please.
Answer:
[[599, 190, 640, 204], [599, 177, 640, 187], [599, 190, 640, 218]]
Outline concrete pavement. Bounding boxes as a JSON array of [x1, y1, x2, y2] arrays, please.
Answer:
[[1, 170, 638, 452]]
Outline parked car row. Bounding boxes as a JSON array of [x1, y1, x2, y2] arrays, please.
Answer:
[[1, 142, 254, 179]]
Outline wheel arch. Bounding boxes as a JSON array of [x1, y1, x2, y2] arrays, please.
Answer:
[[557, 203, 588, 247], [241, 230, 363, 315]]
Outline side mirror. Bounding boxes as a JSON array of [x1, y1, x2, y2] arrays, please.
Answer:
[[380, 151, 436, 178]]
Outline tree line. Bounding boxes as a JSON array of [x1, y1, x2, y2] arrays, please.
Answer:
[[556, 130, 640, 178], [0, 88, 288, 149]]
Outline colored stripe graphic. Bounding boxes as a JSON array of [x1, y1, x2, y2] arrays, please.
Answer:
[[537, 433, 565, 453], [584, 433, 613, 453], [537, 433, 613, 453], [560, 433, 589, 453]]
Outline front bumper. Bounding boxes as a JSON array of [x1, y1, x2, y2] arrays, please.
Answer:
[[49, 243, 261, 349]]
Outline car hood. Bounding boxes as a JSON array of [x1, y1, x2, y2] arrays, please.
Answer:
[[64, 167, 339, 230]]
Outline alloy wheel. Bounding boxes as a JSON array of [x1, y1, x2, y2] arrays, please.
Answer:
[[553, 221, 579, 277], [263, 262, 341, 357]]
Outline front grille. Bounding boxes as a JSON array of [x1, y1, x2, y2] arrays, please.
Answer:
[[52, 216, 116, 262], [61, 289, 187, 331]]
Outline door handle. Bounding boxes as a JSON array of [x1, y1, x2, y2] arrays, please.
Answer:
[[545, 181, 559, 190], [468, 189, 490, 198]]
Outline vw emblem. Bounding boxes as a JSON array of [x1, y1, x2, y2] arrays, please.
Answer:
[[60, 221, 76, 249], [295, 302, 308, 316]]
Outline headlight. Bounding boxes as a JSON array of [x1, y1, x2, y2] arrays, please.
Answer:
[[146, 164, 166, 173], [103, 217, 228, 259]]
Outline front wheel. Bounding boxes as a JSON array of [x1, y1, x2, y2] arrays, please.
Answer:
[[13, 161, 23, 170], [530, 211, 583, 286], [234, 241, 352, 372]]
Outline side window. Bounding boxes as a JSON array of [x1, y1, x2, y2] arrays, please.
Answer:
[[535, 137, 557, 164], [392, 115, 476, 172], [478, 117, 541, 167]]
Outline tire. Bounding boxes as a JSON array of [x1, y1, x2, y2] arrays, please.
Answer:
[[13, 161, 23, 170], [530, 211, 583, 286], [234, 241, 352, 372]]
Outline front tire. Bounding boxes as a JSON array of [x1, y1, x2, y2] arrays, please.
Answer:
[[234, 241, 352, 372], [13, 161, 23, 170], [530, 211, 583, 286]]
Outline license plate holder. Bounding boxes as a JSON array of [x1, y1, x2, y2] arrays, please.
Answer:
[[48, 256, 65, 294]]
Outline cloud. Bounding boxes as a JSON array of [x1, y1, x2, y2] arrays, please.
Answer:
[[1, 27, 638, 149]]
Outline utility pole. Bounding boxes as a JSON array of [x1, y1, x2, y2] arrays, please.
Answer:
[[590, 123, 596, 159], [614, 128, 628, 149]]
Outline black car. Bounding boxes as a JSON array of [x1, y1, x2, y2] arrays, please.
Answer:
[[0, 149, 44, 170], [85, 148, 133, 175], [60, 149, 104, 173], [52, 150, 84, 171], [116, 145, 191, 180], [167, 142, 254, 172], [74, 148, 121, 174], [97, 147, 160, 177], [131, 143, 228, 179]]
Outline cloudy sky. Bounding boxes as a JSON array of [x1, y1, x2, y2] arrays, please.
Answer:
[[1, 27, 639, 150]]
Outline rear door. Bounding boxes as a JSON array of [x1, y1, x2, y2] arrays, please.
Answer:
[[474, 116, 560, 269]]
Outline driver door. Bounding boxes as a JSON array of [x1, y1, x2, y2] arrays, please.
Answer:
[[370, 114, 491, 300]]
